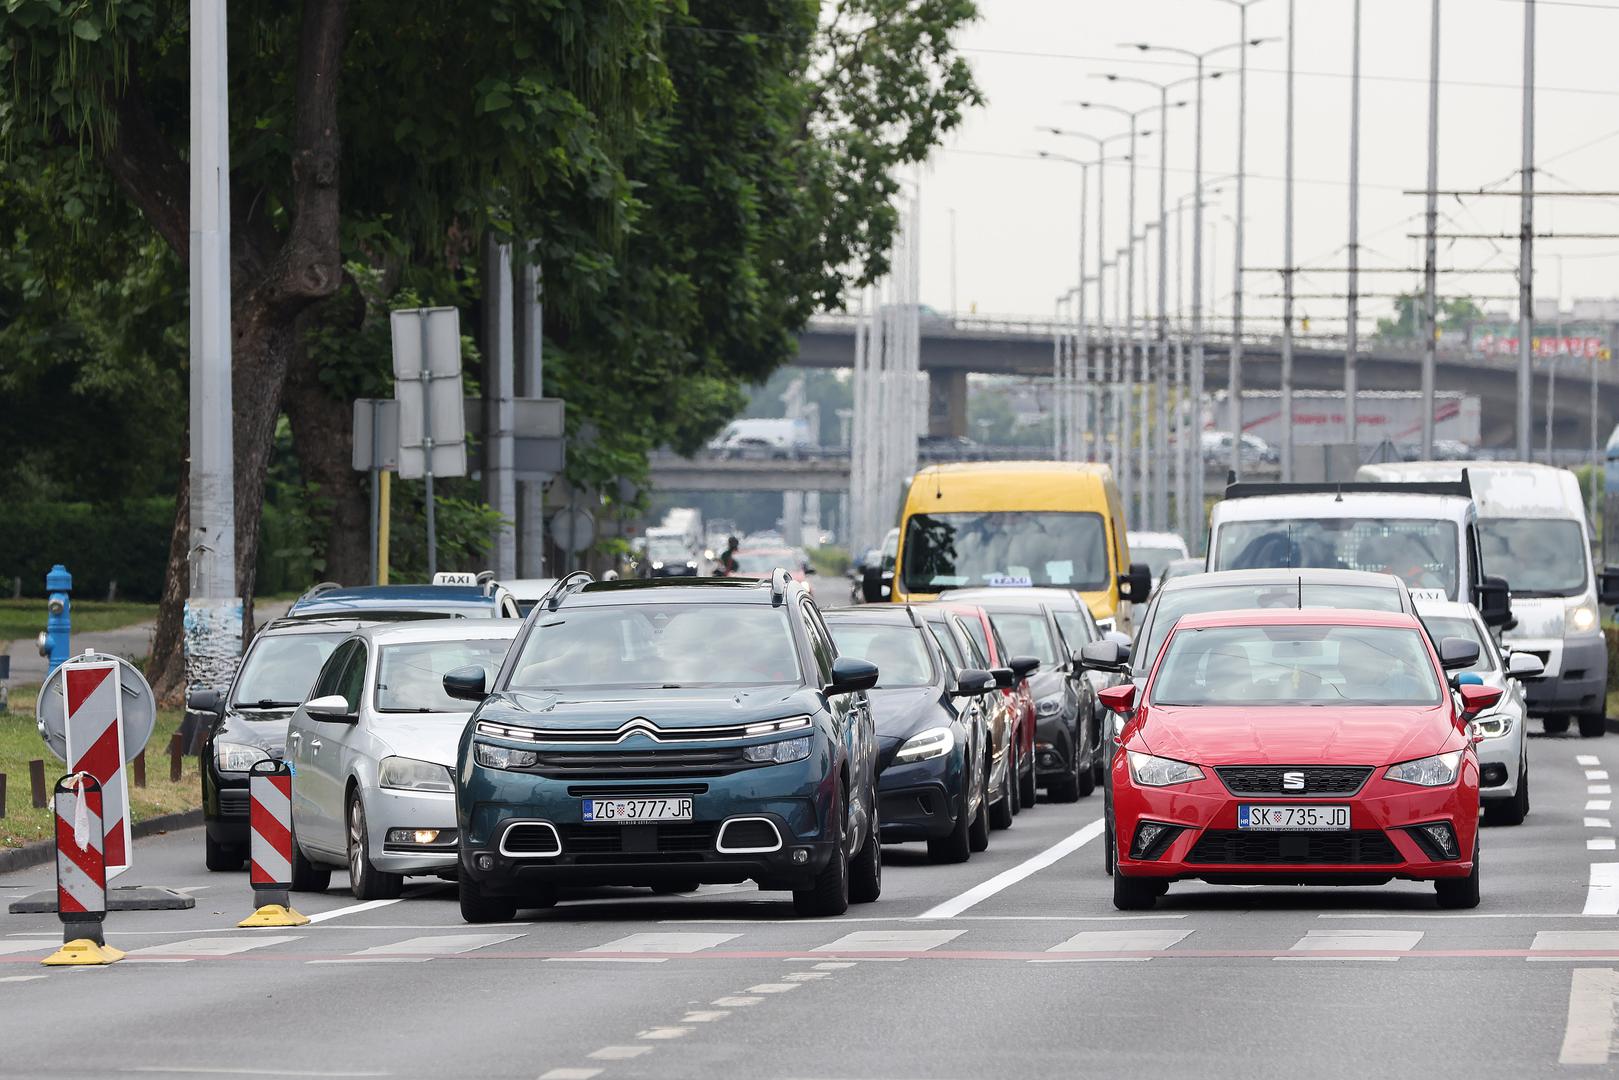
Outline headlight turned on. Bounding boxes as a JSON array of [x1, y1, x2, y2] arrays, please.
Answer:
[[743, 735, 813, 765], [893, 726, 955, 764], [1385, 750, 1464, 787], [1569, 604, 1599, 633], [215, 741, 269, 773], [1126, 750, 1204, 787], [378, 756, 455, 792], [473, 743, 539, 770]]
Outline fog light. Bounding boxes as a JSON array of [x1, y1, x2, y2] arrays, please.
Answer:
[[1410, 821, 1460, 860], [791, 848, 810, 864], [477, 854, 495, 871], [1129, 820, 1183, 860]]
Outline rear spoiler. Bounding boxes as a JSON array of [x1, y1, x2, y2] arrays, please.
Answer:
[[1223, 468, 1472, 502]]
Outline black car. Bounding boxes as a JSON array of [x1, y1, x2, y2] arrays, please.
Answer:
[[189, 617, 359, 870], [824, 607, 997, 864], [449, 571, 883, 920]]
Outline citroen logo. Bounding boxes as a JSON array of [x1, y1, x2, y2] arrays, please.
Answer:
[[1281, 771, 1306, 792]]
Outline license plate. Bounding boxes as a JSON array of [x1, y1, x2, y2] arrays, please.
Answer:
[[1238, 804, 1350, 831], [582, 797, 694, 823]]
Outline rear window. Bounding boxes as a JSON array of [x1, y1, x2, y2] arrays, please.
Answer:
[[825, 623, 935, 689], [1151, 624, 1442, 707], [986, 610, 1060, 666]]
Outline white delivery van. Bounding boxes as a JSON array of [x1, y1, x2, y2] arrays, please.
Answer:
[[1359, 461, 1619, 737], [1206, 474, 1514, 628]]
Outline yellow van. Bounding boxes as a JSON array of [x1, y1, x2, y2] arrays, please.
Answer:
[[867, 461, 1150, 633]]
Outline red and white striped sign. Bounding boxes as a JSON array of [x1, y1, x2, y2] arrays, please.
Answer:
[[249, 765, 294, 889], [54, 774, 107, 917], [62, 661, 130, 879]]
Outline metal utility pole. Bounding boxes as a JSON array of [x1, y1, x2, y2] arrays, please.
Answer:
[[1517, 0, 1536, 462], [483, 239, 517, 580], [1421, 0, 1441, 461], [515, 246, 546, 577], [949, 208, 958, 316], [1346, 0, 1362, 447], [1075, 167, 1090, 461], [1218, 0, 1265, 480], [1280, 0, 1296, 481], [1053, 293, 1067, 460], [188, 0, 240, 661]]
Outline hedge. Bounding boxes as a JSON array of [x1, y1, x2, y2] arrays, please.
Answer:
[[0, 498, 174, 601]]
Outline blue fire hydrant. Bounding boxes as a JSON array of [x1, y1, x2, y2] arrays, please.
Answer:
[[36, 564, 72, 675]]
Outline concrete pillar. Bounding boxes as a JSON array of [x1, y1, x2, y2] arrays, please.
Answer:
[[929, 369, 969, 438]]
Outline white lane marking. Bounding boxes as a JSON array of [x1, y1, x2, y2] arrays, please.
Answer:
[[133, 936, 299, 957], [710, 996, 763, 1007], [120, 1070, 387, 1078], [1275, 929, 1423, 962], [1043, 929, 1194, 958], [784, 971, 830, 981], [305, 899, 403, 924], [814, 961, 856, 969], [0, 940, 54, 956], [1589, 801, 1614, 812], [352, 933, 520, 957], [1595, 785, 1615, 796], [539, 1070, 602, 1080], [662, 913, 1182, 925], [1559, 968, 1619, 1065], [125, 958, 193, 965], [1591, 839, 1617, 852], [814, 929, 965, 952], [1579, 755, 1603, 766], [1589, 771, 1611, 781], [1588, 818, 1614, 829], [1530, 931, 1619, 960], [585, 932, 739, 954], [918, 819, 1104, 919], [0, 975, 48, 983], [543, 957, 666, 964], [745, 983, 801, 993], [636, 1027, 691, 1041], [1586, 866, 1619, 917], [681, 1010, 730, 1022], [587, 1047, 651, 1061], [1322, 912, 1619, 920]]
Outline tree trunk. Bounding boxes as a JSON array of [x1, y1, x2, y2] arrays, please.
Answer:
[[284, 335, 371, 587]]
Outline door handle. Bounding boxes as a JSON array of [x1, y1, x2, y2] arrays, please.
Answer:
[[309, 739, 322, 752]]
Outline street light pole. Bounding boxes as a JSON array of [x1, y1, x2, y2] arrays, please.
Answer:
[[1217, 0, 1265, 480], [1280, 0, 1296, 481]]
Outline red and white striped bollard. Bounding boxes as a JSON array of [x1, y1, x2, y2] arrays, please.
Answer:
[[239, 758, 309, 927]]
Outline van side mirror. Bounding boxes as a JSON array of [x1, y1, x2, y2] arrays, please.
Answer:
[[1117, 563, 1153, 604], [1438, 636, 1480, 671], [861, 565, 890, 604], [1600, 566, 1619, 607], [442, 666, 489, 702], [1477, 576, 1513, 628], [951, 668, 994, 697]]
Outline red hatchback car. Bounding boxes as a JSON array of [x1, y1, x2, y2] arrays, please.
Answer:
[[1096, 608, 1500, 911]]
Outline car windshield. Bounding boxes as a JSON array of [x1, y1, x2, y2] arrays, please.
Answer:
[[1421, 614, 1495, 673], [1133, 546, 1183, 578], [902, 511, 1109, 592], [986, 610, 1061, 666], [734, 551, 793, 574], [646, 540, 691, 561], [1151, 624, 1443, 707], [1138, 582, 1403, 677], [1478, 518, 1587, 597], [508, 604, 802, 689], [1213, 518, 1459, 599], [825, 623, 935, 688], [375, 638, 514, 713], [232, 633, 344, 707]]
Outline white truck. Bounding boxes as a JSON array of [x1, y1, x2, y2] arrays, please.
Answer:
[[1359, 461, 1619, 737], [1206, 474, 1514, 630]]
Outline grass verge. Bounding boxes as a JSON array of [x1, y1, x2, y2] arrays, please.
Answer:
[[0, 598, 157, 643], [0, 683, 199, 849]]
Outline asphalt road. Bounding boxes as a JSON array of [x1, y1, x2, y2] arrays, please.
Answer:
[[3, 729, 1618, 1080]]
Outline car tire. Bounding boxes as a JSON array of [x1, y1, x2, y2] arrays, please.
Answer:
[[1544, 715, 1572, 735], [927, 772, 974, 864], [459, 874, 518, 923], [1435, 838, 1481, 910], [1019, 749, 1038, 807], [1579, 712, 1608, 738], [794, 800, 850, 918], [849, 803, 882, 905], [205, 833, 245, 872], [1485, 766, 1529, 827], [347, 797, 403, 902], [1076, 735, 1097, 798], [990, 751, 1015, 831], [1103, 814, 1115, 876], [1112, 870, 1158, 911], [969, 758, 991, 853], [289, 828, 331, 894]]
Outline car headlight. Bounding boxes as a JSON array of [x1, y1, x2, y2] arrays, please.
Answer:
[[893, 727, 954, 764], [1035, 696, 1063, 718], [1125, 751, 1204, 787], [378, 756, 454, 792], [651, 561, 665, 570], [1385, 750, 1464, 787], [1474, 715, 1513, 739], [473, 742, 539, 770], [1569, 604, 1599, 633], [215, 741, 269, 774], [743, 735, 813, 765]]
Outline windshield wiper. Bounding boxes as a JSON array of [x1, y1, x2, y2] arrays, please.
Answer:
[[235, 699, 300, 710]]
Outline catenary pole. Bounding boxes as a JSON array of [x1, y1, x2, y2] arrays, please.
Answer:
[[1422, 0, 1441, 461], [1346, 0, 1362, 447], [1517, 0, 1536, 462]]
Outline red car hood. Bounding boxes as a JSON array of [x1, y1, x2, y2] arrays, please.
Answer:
[[1136, 704, 1456, 767]]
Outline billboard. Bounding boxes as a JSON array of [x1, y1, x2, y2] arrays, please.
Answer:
[[1234, 390, 1481, 449]]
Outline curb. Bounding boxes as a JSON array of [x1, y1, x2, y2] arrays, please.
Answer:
[[0, 808, 202, 875]]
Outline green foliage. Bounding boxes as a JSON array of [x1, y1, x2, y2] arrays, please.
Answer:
[[1375, 293, 1485, 341], [385, 478, 510, 583], [0, 497, 174, 600]]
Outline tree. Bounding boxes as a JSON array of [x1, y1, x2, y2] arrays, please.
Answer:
[[1375, 292, 1484, 341]]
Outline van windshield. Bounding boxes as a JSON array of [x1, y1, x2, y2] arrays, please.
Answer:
[[901, 511, 1109, 593], [1478, 518, 1587, 597], [1212, 518, 1458, 599]]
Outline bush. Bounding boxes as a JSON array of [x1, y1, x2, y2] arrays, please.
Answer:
[[0, 498, 174, 601]]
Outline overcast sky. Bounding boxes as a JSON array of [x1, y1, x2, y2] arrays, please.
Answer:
[[913, 0, 1619, 329]]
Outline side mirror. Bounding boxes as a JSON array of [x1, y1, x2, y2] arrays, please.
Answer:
[[1007, 656, 1041, 680], [1456, 682, 1503, 719], [827, 655, 879, 696], [1104, 630, 1133, 655], [989, 667, 1015, 690], [1438, 636, 1480, 671], [1117, 563, 1153, 604], [803, 564, 817, 575], [1600, 566, 1619, 607], [1098, 684, 1137, 717], [442, 666, 489, 702], [1079, 640, 1129, 672], [1477, 575, 1513, 628], [1506, 650, 1545, 679], [305, 694, 358, 723], [861, 565, 889, 604], [186, 688, 224, 716], [951, 668, 995, 697]]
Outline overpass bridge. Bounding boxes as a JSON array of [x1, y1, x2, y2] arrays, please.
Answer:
[[794, 314, 1618, 447]]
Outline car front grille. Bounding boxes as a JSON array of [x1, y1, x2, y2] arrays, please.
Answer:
[[556, 823, 718, 862], [217, 789, 250, 816], [1186, 829, 1401, 865], [532, 748, 752, 779], [1215, 766, 1374, 797]]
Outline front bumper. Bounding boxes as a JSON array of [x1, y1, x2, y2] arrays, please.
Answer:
[[1034, 714, 1076, 779], [1518, 634, 1607, 716], [877, 751, 966, 842], [365, 787, 458, 874], [1112, 757, 1479, 884], [1475, 718, 1525, 803], [203, 761, 251, 846]]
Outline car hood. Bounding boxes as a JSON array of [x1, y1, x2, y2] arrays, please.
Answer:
[[477, 684, 815, 732], [217, 709, 296, 753], [869, 687, 950, 746], [368, 714, 473, 768], [1502, 596, 1565, 642], [1136, 704, 1456, 766]]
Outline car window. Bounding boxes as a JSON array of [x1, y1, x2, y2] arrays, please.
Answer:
[[986, 610, 1060, 666], [800, 603, 836, 686], [335, 643, 369, 712], [1053, 610, 1088, 653], [309, 640, 358, 702], [953, 616, 991, 669], [959, 615, 992, 663], [375, 638, 515, 712], [925, 619, 966, 669], [825, 622, 935, 688], [1133, 546, 1183, 578], [233, 632, 345, 707], [1152, 624, 1443, 707], [508, 604, 802, 690], [1213, 518, 1459, 600], [1420, 615, 1496, 673], [1477, 518, 1587, 597]]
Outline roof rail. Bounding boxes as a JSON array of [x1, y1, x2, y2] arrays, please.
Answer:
[[1223, 473, 1473, 503], [475, 569, 498, 596], [296, 581, 343, 604], [544, 570, 594, 613], [770, 567, 791, 606]]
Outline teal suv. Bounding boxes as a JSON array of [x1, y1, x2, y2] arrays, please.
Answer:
[[446, 572, 883, 921]]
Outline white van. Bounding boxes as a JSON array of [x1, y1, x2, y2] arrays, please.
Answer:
[[1359, 461, 1619, 737], [1206, 475, 1513, 628]]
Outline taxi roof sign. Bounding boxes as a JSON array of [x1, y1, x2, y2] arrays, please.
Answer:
[[432, 572, 479, 586]]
